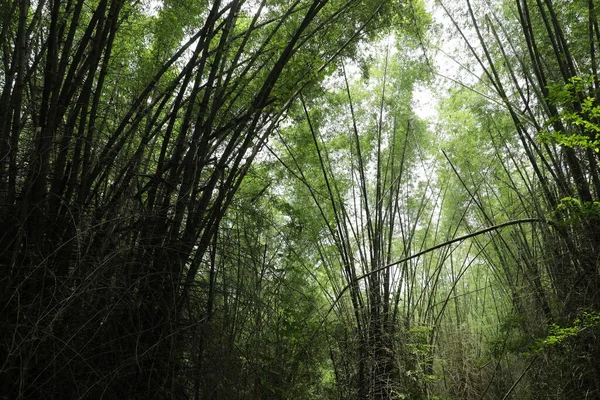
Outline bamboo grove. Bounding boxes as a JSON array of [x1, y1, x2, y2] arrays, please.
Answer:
[[0, 0, 599, 399]]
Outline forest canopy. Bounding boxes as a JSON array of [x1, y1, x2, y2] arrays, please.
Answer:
[[1, 0, 599, 398]]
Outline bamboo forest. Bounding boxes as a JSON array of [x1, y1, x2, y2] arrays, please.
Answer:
[[2, 0, 600, 398]]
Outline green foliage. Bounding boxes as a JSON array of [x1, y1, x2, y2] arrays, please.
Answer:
[[532, 324, 580, 352], [579, 311, 600, 328], [406, 326, 439, 383], [540, 75, 600, 150], [528, 312, 600, 355], [547, 197, 600, 226]]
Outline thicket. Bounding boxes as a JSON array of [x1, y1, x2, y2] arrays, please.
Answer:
[[1, 0, 599, 399]]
